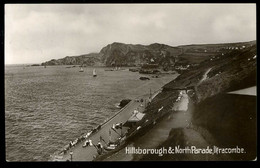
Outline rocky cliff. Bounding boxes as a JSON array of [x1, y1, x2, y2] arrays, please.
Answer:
[[42, 40, 256, 69], [99, 42, 181, 67]]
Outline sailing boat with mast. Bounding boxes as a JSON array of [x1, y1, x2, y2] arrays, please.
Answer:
[[79, 64, 84, 72], [93, 69, 97, 77], [79, 67, 84, 72]]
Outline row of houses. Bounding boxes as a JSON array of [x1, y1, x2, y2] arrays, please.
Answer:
[[174, 64, 190, 70], [224, 45, 246, 50]]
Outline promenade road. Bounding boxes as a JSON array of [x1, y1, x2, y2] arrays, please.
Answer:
[[60, 94, 150, 161]]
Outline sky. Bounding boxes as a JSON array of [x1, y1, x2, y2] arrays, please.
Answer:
[[5, 4, 256, 64]]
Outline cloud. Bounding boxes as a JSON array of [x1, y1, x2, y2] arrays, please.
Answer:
[[5, 4, 256, 64]]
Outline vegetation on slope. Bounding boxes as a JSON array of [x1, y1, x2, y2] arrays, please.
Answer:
[[42, 41, 256, 70], [139, 42, 257, 161]]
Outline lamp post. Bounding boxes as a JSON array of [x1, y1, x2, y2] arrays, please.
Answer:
[[120, 126, 123, 137], [70, 151, 73, 161]]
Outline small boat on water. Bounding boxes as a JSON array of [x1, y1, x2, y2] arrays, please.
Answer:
[[105, 66, 125, 71], [79, 67, 84, 72], [93, 69, 97, 77], [51, 89, 174, 161]]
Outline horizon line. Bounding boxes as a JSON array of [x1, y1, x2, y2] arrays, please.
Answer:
[[5, 39, 256, 65]]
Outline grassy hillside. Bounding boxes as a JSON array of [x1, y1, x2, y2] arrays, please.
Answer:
[[163, 42, 256, 101], [139, 42, 257, 161], [42, 40, 256, 69]]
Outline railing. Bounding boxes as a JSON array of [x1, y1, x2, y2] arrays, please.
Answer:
[[51, 86, 167, 161], [99, 100, 135, 129]]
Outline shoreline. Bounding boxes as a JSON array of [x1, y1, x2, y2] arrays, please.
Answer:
[[103, 90, 192, 161], [50, 73, 178, 161]]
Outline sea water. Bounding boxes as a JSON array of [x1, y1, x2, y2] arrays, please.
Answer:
[[5, 65, 176, 161]]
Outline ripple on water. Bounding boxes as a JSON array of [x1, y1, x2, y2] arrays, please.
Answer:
[[5, 66, 176, 161]]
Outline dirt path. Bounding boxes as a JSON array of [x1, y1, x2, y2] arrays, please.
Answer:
[[104, 90, 194, 161], [104, 90, 222, 161], [198, 68, 212, 85]]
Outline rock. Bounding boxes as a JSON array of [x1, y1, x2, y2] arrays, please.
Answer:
[[42, 40, 256, 70], [31, 64, 40, 66], [139, 77, 150, 80], [118, 99, 131, 108], [129, 68, 140, 72]]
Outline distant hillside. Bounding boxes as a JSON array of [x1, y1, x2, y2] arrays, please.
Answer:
[[163, 41, 256, 100], [42, 40, 256, 69], [42, 53, 102, 66], [176, 40, 256, 65]]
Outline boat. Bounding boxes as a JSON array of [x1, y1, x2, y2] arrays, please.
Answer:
[[93, 69, 97, 77], [113, 67, 118, 71], [79, 67, 84, 72]]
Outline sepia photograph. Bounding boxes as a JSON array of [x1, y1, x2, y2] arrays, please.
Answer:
[[4, 3, 256, 162]]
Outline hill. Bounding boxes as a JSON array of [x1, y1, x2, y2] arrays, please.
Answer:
[[163, 41, 256, 101], [42, 53, 102, 66], [102, 41, 256, 161], [139, 42, 257, 161], [99, 42, 181, 67], [42, 40, 256, 70]]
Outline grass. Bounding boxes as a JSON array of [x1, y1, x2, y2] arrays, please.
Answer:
[[139, 43, 257, 161]]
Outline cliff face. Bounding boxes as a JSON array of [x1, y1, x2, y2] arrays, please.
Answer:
[[42, 40, 256, 68], [99, 42, 181, 67]]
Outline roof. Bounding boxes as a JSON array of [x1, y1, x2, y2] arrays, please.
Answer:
[[127, 112, 145, 123]]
